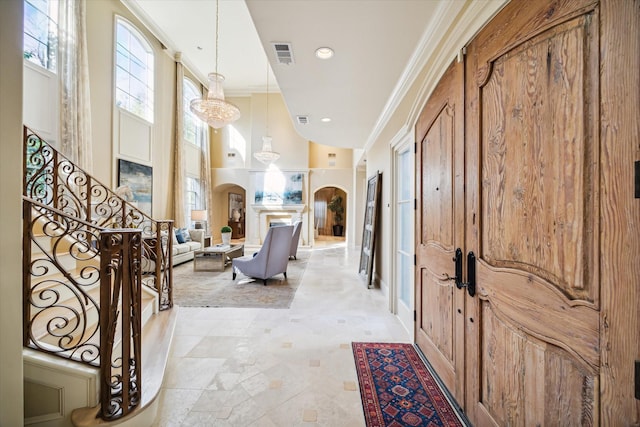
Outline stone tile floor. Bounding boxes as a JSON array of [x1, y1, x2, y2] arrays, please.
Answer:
[[152, 241, 409, 426]]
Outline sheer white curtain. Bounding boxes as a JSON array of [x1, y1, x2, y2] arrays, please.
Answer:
[[58, 0, 92, 171], [314, 199, 327, 234], [172, 54, 187, 227]]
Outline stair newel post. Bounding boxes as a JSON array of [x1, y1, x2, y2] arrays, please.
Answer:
[[98, 229, 142, 420], [120, 229, 142, 417], [155, 220, 173, 311], [98, 229, 115, 420], [166, 221, 173, 309]]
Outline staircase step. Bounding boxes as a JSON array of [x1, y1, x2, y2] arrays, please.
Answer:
[[71, 308, 178, 427], [29, 280, 156, 358]]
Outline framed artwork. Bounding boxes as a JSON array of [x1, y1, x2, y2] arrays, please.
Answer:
[[229, 192, 243, 220], [359, 171, 382, 288], [117, 158, 152, 216], [254, 171, 303, 205]]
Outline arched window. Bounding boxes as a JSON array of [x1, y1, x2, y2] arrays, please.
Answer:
[[183, 78, 203, 147], [114, 18, 154, 123], [23, 0, 58, 72]]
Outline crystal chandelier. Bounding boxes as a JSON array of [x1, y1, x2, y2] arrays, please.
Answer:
[[253, 63, 280, 164], [190, 0, 240, 129]]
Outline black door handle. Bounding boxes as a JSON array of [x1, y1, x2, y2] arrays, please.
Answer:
[[466, 251, 475, 297], [453, 248, 475, 297]]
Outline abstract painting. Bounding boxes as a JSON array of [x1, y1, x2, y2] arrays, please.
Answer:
[[118, 158, 152, 215]]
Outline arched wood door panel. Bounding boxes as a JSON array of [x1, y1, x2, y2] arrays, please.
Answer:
[[464, 0, 601, 424], [415, 59, 465, 405]]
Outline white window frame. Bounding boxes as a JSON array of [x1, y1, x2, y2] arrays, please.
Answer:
[[23, 0, 59, 72], [186, 176, 202, 226], [114, 17, 154, 124], [391, 132, 415, 337], [183, 78, 203, 148]]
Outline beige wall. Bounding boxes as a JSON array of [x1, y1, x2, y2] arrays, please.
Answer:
[[247, 93, 309, 170], [309, 141, 352, 169], [211, 96, 253, 169], [364, 143, 391, 290], [0, 1, 24, 425]]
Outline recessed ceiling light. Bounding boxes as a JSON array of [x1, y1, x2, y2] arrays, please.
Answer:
[[315, 47, 334, 59], [321, 117, 331, 122]]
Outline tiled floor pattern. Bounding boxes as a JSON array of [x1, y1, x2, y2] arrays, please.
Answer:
[[152, 242, 410, 426]]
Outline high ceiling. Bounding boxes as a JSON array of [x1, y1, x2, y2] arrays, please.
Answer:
[[122, 0, 504, 149]]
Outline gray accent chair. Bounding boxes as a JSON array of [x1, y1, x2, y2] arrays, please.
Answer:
[[289, 221, 302, 260], [232, 225, 293, 285]]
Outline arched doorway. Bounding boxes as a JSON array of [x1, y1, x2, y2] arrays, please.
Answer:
[[211, 183, 246, 244], [313, 187, 346, 243]]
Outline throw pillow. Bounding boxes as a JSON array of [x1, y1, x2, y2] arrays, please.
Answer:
[[175, 229, 186, 244], [180, 228, 192, 242]]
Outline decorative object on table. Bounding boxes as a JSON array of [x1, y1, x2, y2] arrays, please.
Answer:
[[188, 0, 240, 129], [327, 193, 344, 236], [191, 209, 207, 231], [253, 60, 280, 164], [232, 225, 292, 285], [172, 250, 309, 308], [352, 342, 465, 427], [228, 192, 243, 219], [117, 158, 152, 215], [221, 225, 232, 245]]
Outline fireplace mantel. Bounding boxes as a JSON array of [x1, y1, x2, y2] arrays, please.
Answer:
[[251, 204, 305, 213], [250, 204, 306, 243]]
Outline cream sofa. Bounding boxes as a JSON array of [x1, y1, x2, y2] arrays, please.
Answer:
[[171, 228, 205, 265]]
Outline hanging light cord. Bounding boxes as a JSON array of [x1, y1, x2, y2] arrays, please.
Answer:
[[266, 62, 270, 134], [215, 0, 219, 75]]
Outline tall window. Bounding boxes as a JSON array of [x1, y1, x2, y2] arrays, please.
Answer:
[[24, 0, 59, 72], [183, 78, 203, 147], [396, 148, 413, 307], [115, 18, 154, 122], [186, 177, 202, 226]]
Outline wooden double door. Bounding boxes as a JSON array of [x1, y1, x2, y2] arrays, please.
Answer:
[[415, 0, 639, 425]]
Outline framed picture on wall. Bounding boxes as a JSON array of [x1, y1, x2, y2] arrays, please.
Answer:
[[254, 171, 303, 205], [117, 158, 152, 216], [229, 192, 243, 220]]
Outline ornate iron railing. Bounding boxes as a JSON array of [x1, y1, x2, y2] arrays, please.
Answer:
[[23, 127, 173, 310], [23, 199, 142, 419]]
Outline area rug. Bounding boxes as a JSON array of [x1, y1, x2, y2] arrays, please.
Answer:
[[352, 342, 464, 427], [171, 253, 308, 309]]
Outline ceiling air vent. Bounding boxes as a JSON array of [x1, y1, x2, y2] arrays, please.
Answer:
[[273, 42, 294, 65], [296, 115, 309, 125]]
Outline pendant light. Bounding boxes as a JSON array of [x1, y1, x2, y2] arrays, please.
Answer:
[[190, 0, 240, 129], [253, 62, 280, 164]]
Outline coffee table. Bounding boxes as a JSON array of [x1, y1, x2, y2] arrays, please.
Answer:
[[193, 244, 244, 272]]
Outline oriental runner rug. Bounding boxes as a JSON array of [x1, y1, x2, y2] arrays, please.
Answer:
[[352, 342, 465, 427]]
